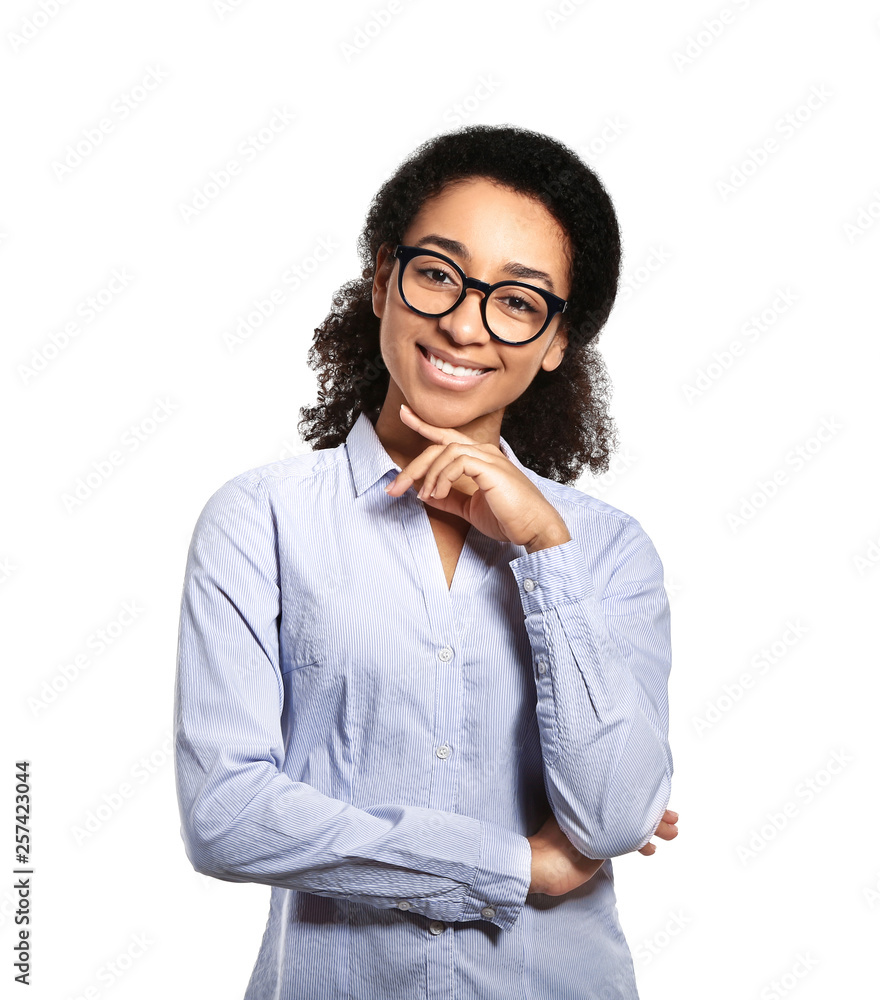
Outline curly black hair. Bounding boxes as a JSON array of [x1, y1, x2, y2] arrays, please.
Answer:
[[297, 123, 622, 484]]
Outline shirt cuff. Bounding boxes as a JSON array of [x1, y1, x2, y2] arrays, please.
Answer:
[[457, 820, 532, 932], [508, 537, 595, 614]]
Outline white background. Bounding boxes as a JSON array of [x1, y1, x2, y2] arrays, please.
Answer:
[[3, 1, 879, 997]]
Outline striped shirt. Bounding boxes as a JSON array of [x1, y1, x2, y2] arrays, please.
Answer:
[[174, 409, 673, 999]]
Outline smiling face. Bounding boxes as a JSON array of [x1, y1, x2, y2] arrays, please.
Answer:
[[371, 176, 572, 443]]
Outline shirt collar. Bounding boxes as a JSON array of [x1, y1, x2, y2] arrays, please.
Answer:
[[345, 411, 530, 497]]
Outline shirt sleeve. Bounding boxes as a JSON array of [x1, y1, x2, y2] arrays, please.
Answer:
[[174, 474, 532, 931], [507, 516, 673, 859]]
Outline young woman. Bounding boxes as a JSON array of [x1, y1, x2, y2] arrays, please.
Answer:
[[174, 124, 679, 999]]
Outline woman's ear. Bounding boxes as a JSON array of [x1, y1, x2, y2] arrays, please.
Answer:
[[371, 243, 395, 319], [540, 322, 568, 373]]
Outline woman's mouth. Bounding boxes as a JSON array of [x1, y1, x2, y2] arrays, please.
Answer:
[[416, 344, 494, 389]]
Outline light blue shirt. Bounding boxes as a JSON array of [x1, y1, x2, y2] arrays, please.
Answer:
[[174, 410, 673, 999]]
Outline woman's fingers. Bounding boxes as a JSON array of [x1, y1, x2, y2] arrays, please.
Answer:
[[655, 809, 679, 839], [636, 809, 679, 855], [385, 405, 477, 496], [418, 451, 474, 500], [653, 821, 678, 841], [385, 442, 446, 495]]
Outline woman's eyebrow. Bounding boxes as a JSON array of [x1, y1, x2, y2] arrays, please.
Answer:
[[413, 233, 557, 292]]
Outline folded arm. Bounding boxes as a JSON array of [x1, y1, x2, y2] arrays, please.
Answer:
[[174, 475, 532, 930]]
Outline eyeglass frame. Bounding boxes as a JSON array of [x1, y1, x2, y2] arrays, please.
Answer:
[[391, 243, 568, 346]]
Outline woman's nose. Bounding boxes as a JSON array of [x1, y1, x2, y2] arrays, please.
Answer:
[[437, 288, 490, 343]]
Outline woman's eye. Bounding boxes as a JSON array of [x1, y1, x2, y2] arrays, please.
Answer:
[[501, 294, 538, 314], [419, 267, 454, 284]]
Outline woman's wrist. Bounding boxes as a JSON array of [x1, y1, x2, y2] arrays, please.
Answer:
[[524, 519, 571, 554]]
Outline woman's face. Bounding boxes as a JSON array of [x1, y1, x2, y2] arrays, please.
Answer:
[[371, 176, 572, 434]]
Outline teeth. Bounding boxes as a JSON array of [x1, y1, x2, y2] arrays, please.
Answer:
[[427, 351, 486, 378]]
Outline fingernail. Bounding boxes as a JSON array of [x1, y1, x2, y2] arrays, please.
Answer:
[[384, 484, 392, 493]]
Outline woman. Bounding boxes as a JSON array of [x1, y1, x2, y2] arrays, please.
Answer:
[[174, 124, 679, 999]]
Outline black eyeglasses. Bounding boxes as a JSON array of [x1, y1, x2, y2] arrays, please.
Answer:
[[391, 244, 567, 346]]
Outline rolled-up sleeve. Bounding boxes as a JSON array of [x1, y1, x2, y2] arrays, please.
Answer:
[[174, 474, 532, 930], [508, 517, 673, 859]]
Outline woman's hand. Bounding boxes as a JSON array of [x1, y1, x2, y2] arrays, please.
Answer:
[[528, 808, 680, 896], [384, 404, 571, 553], [528, 812, 606, 896]]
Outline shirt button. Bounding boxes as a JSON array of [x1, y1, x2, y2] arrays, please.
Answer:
[[428, 920, 446, 935], [481, 905, 496, 920], [523, 578, 536, 592], [397, 900, 411, 910], [435, 744, 452, 759], [537, 658, 547, 675], [438, 646, 454, 662]]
